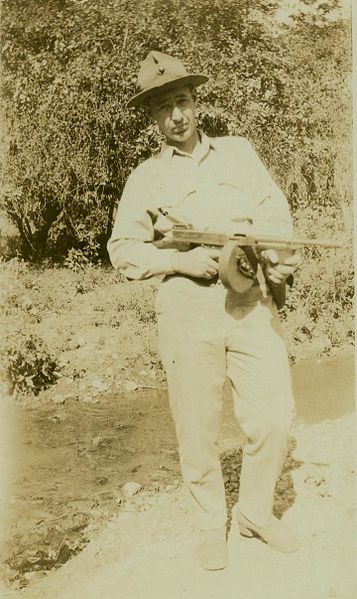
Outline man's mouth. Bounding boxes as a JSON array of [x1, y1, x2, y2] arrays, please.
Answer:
[[173, 125, 188, 134]]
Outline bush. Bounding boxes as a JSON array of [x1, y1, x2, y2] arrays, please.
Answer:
[[0, 0, 352, 261], [281, 204, 354, 360], [2, 332, 60, 395]]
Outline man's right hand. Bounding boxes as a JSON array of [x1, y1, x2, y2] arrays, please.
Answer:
[[172, 247, 220, 279]]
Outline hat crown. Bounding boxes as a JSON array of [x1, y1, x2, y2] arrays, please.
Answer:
[[127, 50, 208, 108], [138, 51, 188, 90]]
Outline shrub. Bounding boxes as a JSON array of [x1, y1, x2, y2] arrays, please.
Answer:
[[2, 332, 60, 395], [0, 0, 352, 261], [281, 204, 354, 360]]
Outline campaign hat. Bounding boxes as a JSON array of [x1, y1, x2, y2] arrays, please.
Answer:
[[127, 51, 208, 108]]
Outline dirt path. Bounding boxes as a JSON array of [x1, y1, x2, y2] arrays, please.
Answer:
[[1, 354, 356, 599], [6, 413, 355, 599]]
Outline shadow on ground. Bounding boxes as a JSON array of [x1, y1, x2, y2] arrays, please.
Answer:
[[222, 436, 303, 533]]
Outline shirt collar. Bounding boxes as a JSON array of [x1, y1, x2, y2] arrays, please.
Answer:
[[159, 131, 216, 164]]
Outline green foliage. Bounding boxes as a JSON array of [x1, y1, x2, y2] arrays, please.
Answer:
[[281, 205, 354, 361], [63, 248, 91, 271], [2, 332, 59, 395], [0, 0, 352, 260]]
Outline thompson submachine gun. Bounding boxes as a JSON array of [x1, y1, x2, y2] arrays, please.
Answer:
[[154, 223, 343, 309]]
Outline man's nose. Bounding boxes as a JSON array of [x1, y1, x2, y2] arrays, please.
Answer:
[[171, 106, 184, 122]]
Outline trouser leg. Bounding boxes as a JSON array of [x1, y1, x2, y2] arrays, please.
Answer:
[[157, 309, 227, 530], [226, 300, 295, 528]]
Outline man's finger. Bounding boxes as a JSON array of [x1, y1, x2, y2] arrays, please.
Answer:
[[263, 249, 279, 265], [268, 269, 284, 284], [284, 253, 300, 267], [268, 275, 284, 286], [275, 264, 295, 277]]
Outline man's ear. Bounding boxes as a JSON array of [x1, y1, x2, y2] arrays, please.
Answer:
[[190, 87, 198, 106]]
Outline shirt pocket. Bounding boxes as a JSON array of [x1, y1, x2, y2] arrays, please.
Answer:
[[215, 179, 255, 234], [154, 181, 197, 235]]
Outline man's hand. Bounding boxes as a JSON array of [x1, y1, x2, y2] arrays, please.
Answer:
[[172, 247, 220, 279], [262, 249, 300, 286]]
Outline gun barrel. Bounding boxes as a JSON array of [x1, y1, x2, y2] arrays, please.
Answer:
[[254, 237, 344, 249], [168, 226, 344, 250]]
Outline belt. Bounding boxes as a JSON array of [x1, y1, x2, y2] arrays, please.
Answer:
[[165, 273, 222, 287]]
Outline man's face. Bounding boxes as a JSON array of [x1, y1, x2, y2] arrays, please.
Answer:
[[149, 86, 197, 148]]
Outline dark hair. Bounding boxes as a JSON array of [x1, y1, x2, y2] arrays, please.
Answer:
[[143, 84, 197, 112]]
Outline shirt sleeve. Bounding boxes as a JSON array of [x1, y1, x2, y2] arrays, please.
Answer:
[[240, 139, 293, 238], [107, 164, 177, 280]]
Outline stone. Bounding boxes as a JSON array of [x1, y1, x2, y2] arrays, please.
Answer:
[[82, 395, 100, 404], [122, 482, 141, 497], [53, 394, 66, 404], [95, 477, 108, 486], [92, 436, 104, 449], [125, 381, 139, 393], [91, 378, 108, 392]]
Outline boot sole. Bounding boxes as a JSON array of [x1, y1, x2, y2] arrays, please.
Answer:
[[238, 523, 301, 553]]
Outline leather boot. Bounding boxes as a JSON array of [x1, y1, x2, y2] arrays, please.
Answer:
[[237, 511, 301, 553], [197, 526, 228, 570]]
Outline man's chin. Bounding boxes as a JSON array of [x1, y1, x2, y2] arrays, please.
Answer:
[[169, 129, 192, 144]]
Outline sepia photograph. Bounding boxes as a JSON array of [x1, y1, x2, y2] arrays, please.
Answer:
[[0, 1, 355, 598]]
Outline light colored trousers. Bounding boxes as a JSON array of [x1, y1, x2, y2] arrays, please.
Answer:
[[156, 275, 295, 531]]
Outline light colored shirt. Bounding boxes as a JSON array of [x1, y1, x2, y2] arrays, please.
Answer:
[[107, 134, 293, 280]]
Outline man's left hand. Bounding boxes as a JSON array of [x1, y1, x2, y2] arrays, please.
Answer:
[[262, 250, 300, 286]]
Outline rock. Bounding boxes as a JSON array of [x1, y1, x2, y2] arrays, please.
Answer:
[[21, 296, 33, 309], [58, 356, 69, 366], [92, 435, 104, 449], [303, 337, 332, 357], [81, 395, 100, 404], [91, 378, 108, 392], [68, 336, 87, 350], [53, 394, 66, 404], [23, 570, 47, 583], [125, 381, 139, 393], [122, 482, 141, 497], [48, 415, 62, 423], [95, 476, 108, 486]]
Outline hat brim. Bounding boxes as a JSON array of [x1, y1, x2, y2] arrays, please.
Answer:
[[127, 74, 208, 108]]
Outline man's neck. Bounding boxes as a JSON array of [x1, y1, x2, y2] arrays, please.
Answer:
[[166, 130, 200, 155]]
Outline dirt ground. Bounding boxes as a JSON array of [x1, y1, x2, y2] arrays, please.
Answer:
[[0, 352, 355, 599], [0, 256, 355, 598]]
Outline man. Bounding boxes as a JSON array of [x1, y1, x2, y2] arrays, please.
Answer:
[[108, 51, 300, 570]]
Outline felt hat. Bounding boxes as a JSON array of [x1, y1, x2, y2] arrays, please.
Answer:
[[127, 51, 208, 108]]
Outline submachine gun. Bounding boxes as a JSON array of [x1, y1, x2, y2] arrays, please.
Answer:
[[155, 223, 343, 309]]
